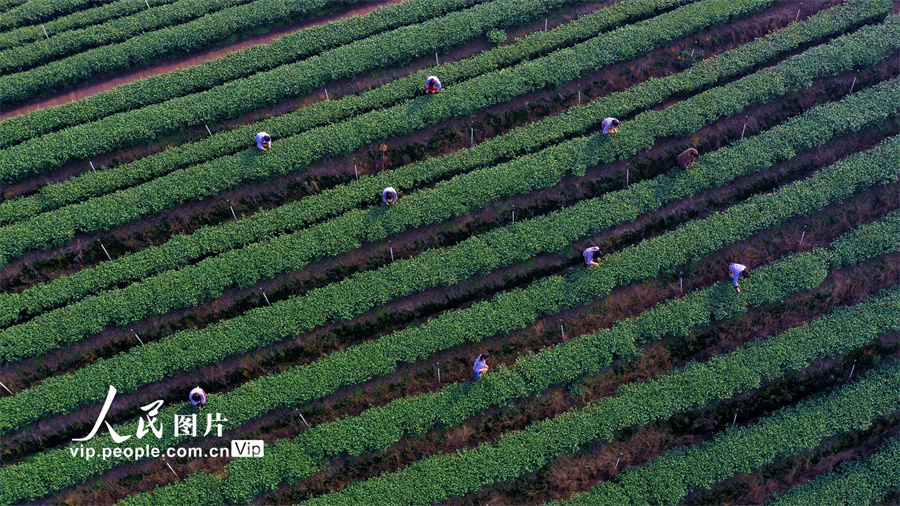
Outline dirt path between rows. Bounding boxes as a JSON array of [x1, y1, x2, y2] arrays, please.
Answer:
[[0, 0, 403, 121]]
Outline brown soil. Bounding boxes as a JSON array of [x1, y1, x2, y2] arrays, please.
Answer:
[[0, 0, 405, 121], [1, 0, 896, 500], [0, 0, 610, 199], [5, 50, 896, 400], [698, 423, 900, 504], [5, 58, 898, 472], [0, 0, 844, 299], [24, 126, 900, 503]]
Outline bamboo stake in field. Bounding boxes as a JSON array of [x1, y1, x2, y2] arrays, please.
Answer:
[[41, 25, 49, 39], [354, 164, 359, 181], [89, 161, 96, 172], [260, 290, 271, 306], [130, 329, 144, 345], [163, 458, 179, 478], [228, 201, 237, 221], [295, 409, 310, 428], [849, 73, 858, 95], [98, 240, 112, 260], [849, 361, 856, 380], [0, 380, 13, 395]]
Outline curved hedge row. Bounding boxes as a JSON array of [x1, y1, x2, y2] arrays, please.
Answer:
[[0, 0, 830, 263], [0, 0, 487, 146], [302, 287, 900, 505], [5, 21, 893, 362], [768, 437, 900, 506], [133, 206, 900, 505], [1, 89, 897, 436], [2, 122, 898, 506], [0, 0, 180, 50], [558, 362, 900, 505], [0, 0, 274, 73], [0, 0, 879, 330], [0, 0, 728, 224]]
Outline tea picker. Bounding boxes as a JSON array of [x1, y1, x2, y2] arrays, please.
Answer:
[[255, 132, 272, 151], [472, 353, 489, 381], [677, 148, 699, 169], [382, 186, 399, 205], [729, 263, 749, 293], [583, 246, 601, 266], [189, 386, 207, 409], [425, 76, 442, 93], [601, 117, 620, 134]]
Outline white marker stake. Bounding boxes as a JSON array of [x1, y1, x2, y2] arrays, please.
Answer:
[[295, 409, 310, 428], [324, 88, 329, 100], [145, 0, 150, 8], [733, 412, 738, 426], [42, 25, 49, 39], [614, 453, 622, 469], [679, 277, 683, 293], [163, 458, 179, 478], [626, 168, 629, 187], [390, 245, 394, 262], [89, 161, 97, 172], [578, 90, 581, 104], [0, 381, 13, 395], [98, 241, 112, 260], [799, 231, 805, 246], [131, 329, 144, 345], [229, 202, 238, 221], [261, 291, 271, 306], [849, 74, 858, 95], [690, 48, 695, 58], [741, 122, 747, 139], [436, 363, 441, 383], [849, 362, 856, 380], [560, 323, 565, 341], [205, 123, 212, 137], [512, 210, 515, 223], [545, 18, 548, 30], [354, 164, 359, 181], [435, 53, 439, 66], [470, 127, 474, 147], [795, 8, 801, 22]]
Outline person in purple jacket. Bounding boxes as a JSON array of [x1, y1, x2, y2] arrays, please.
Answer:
[[189, 386, 207, 410], [729, 263, 749, 293], [583, 246, 601, 267], [472, 353, 489, 381]]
